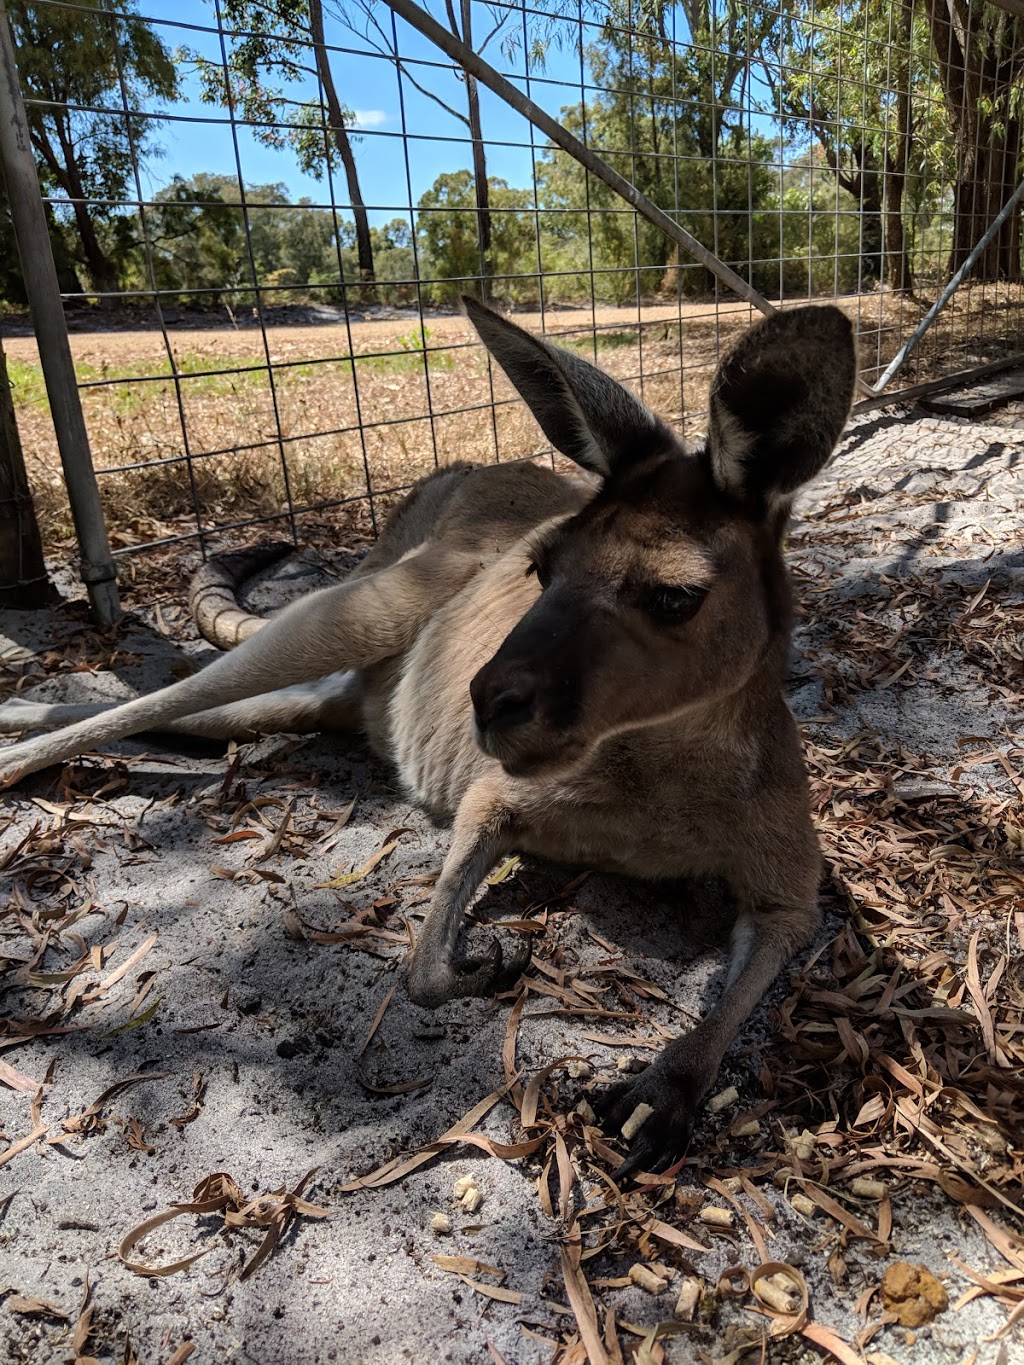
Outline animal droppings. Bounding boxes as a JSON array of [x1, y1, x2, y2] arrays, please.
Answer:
[[881, 1262, 948, 1327]]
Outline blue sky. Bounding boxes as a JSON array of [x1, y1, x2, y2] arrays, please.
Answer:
[[139, 0, 598, 223]]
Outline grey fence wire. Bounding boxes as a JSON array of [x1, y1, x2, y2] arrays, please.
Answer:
[[3, 0, 1024, 604]]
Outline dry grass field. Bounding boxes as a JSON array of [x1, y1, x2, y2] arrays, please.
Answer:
[[5, 285, 1024, 562]]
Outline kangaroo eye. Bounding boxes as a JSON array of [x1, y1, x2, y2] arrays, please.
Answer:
[[645, 584, 707, 623], [525, 558, 551, 588]]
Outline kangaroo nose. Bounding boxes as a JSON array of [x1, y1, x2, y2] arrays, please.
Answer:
[[471, 675, 536, 732]]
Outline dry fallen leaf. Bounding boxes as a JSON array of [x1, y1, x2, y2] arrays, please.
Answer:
[[315, 834, 402, 889], [4, 1294, 69, 1319], [119, 1169, 331, 1281]]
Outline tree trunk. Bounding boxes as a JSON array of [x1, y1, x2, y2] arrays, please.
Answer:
[[858, 149, 884, 285], [465, 75, 492, 298], [69, 196, 118, 296], [0, 334, 54, 608], [948, 119, 1023, 281], [461, 0, 491, 300], [925, 0, 1024, 282], [884, 0, 914, 293], [813, 128, 884, 285], [45, 126, 119, 297], [308, 0, 374, 282], [884, 173, 912, 292], [48, 206, 84, 297]]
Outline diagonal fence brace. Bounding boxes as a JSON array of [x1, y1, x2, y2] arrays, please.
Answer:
[[869, 175, 1024, 395], [379, 0, 876, 399], [380, 0, 776, 318]]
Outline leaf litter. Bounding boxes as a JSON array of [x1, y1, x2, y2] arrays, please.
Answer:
[[2, 406, 1024, 1357]]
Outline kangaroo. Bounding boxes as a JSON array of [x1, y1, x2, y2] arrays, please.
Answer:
[[0, 298, 856, 1174]]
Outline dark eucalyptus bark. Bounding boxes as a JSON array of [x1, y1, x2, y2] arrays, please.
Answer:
[[0, 335, 53, 608], [308, 0, 374, 282]]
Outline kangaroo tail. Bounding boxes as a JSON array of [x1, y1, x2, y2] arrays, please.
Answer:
[[188, 541, 293, 650]]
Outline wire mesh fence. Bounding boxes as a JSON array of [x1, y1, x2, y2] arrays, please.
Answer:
[[3, 0, 1024, 583]]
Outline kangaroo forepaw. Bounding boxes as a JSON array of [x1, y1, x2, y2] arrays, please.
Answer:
[[593, 1058, 709, 1181], [406, 937, 531, 1008]]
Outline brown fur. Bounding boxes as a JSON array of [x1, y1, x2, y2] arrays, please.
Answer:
[[0, 300, 857, 1172]]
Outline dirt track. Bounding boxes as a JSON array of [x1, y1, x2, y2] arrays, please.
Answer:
[[1, 300, 766, 367]]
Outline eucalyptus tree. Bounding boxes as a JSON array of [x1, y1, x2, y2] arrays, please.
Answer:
[[196, 0, 375, 281], [332, 0, 582, 297], [5, 0, 178, 296], [763, 0, 950, 292], [923, 0, 1024, 280], [536, 0, 779, 300]]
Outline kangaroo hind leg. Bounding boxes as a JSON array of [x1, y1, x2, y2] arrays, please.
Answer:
[[0, 542, 470, 787], [0, 671, 360, 743]]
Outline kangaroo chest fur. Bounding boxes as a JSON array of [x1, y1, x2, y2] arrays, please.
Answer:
[[357, 490, 812, 892]]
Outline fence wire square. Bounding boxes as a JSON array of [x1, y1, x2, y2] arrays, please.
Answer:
[[4, 0, 1024, 571]]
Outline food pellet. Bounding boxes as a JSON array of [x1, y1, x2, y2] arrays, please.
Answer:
[[628, 1263, 667, 1295], [708, 1085, 739, 1113], [757, 1274, 800, 1313], [851, 1177, 887, 1200], [460, 1186, 483, 1213], [620, 1102, 654, 1141], [674, 1277, 702, 1320]]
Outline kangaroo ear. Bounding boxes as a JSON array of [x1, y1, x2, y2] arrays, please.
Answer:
[[462, 296, 674, 478], [707, 306, 856, 506]]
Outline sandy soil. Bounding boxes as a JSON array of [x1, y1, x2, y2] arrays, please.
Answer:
[[0, 300, 781, 366], [1, 400, 1023, 1363]]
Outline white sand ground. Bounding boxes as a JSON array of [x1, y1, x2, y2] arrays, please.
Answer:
[[1, 400, 1022, 1364]]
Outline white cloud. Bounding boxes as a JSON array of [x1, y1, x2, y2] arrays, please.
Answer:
[[351, 109, 390, 128]]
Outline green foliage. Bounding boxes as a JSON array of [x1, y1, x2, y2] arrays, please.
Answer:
[[192, 1, 354, 182], [534, 21, 783, 304], [768, 0, 950, 287], [140, 175, 246, 303], [192, 0, 376, 281], [416, 171, 536, 302], [1, 0, 178, 296], [113, 175, 422, 308]]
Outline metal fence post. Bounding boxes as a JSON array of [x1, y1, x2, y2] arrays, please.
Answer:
[[0, 331, 53, 607], [0, 0, 120, 625]]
